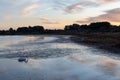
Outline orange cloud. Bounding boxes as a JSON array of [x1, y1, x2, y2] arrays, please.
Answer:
[[76, 8, 120, 25], [101, 0, 116, 3], [40, 18, 59, 24], [21, 4, 39, 17]]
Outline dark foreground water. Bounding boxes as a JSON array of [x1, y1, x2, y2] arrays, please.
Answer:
[[0, 35, 120, 80]]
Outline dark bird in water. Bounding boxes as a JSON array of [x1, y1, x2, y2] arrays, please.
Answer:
[[18, 56, 28, 63]]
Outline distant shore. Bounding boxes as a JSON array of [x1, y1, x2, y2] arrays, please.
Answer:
[[70, 32, 120, 54]]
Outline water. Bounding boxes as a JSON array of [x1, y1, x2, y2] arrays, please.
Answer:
[[0, 35, 120, 80]]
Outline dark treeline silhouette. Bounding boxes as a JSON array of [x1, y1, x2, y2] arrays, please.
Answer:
[[0, 21, 120, 35], [0, 25, 44, 35], [64, 22, 120, 33], [17, 26, 44, 34]]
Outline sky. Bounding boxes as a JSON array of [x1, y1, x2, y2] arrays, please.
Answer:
[[0, 0, 120, 30]]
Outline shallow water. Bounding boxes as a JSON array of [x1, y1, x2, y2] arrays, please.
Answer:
[[0, 35, 120, 80]]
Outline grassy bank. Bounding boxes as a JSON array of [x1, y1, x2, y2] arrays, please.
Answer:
[[71, 32, 120, 53]]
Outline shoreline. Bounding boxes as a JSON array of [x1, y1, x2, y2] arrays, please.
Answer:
[[70, 35, 120, 54], [0, 34, 119, 54]]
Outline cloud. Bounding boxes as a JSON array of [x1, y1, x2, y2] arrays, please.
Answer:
[[40, 18, 59, 24], [0, 0, 40, 18], [87, 0, 118, 4], [23, 4, 39, 12], [101, 0, 116, 3], [76, 8, 120, 24], [70, 54, 85, 62], [64, 1, 99, 13], [65, 3, 83, 13], [0, 0, 39, 7], [21, 4, 39, 17]]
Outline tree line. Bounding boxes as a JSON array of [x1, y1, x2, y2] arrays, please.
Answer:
[[64, 22, 120, 32], [0, 21, 120, 35], [0, 26, 44, 35]]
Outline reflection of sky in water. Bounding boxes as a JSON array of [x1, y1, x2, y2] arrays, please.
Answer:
[[0, 35, 120, 80], [0, 36, 36, 47], [0, 56, 120, 80]]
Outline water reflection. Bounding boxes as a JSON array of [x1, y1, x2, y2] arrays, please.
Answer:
[[0, 35, 120, 80], [1, 56, 120, 80]]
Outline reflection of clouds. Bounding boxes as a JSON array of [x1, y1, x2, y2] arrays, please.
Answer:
[[0, 68, 7, 73], [69, 54, 103, 66], [0, 36, 39, 48], [69, 54, 85, 63], [1, 35, 120, 80], [99, 57, 118, 76], [101, 58, 117, 69], [22, 59, 42, 69], [115, 75, 120, 80], [0, 55, 119, 80], [69, 54, 120, 80]]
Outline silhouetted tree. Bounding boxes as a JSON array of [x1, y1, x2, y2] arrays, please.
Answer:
[[8, 28, 15, 35], [17, 27, 29, 33], [16, 26, 44, 34], [0, 30, 6, 35], [64, 24, 81, 31], [64, 21, 120, 33], [64, 25, 71, 30], [32, 26, 44, 33], [89, 22, 111, 28], [88, 22, 111, 32]]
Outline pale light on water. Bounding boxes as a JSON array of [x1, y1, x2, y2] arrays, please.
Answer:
[[0, 35, 120, 80]]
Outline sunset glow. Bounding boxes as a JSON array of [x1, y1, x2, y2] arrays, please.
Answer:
[[0, 0, 120, 29]]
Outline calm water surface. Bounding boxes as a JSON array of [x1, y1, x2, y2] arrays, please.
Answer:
[[0, 35, 120, 80]]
